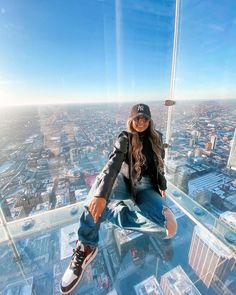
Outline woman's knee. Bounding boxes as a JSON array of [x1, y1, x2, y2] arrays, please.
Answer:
[[163, 208, 177, 238]]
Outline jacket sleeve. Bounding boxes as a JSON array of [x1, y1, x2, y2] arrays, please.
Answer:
[[158, 172, 167, 190], [156, 130, 165, 159], [156, 130, 167, 190], [93, 131, 128, 201]]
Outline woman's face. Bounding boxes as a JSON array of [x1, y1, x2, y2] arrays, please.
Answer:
[[132, 115, 150, 132]]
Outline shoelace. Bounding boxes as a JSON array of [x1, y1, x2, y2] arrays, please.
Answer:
[[71, 247, 86, 269]]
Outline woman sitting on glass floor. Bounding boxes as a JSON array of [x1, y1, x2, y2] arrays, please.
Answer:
[[60, 103, 177, 295]]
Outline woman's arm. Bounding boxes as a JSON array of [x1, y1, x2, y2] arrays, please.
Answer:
[[89, 197, 107, 223], [93, 131, 129, 201], [88, 131, 128, 222]]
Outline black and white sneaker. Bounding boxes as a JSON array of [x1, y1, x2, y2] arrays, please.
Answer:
[[60, 241, 98, 294]]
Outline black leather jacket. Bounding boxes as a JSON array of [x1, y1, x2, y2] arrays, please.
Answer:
[[94, 130, 167, 202]]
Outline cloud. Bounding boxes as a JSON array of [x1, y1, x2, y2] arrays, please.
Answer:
[[0, 79, 22, 85], [208, 24, 225, 32]]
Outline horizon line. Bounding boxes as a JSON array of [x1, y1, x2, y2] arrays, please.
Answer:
[[0, 97, 236, 108]]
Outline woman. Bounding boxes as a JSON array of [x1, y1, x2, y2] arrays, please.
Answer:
[[60, 103, 177, 294]]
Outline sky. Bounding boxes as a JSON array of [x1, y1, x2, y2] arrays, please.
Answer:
[[175, 0, 236, 101], [0, 0, 235, 106]]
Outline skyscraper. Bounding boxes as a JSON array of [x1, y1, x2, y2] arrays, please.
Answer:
[[114, 228, 146, 258], [160, 265, 201, 295], [134, 275, 164, 295], [189, 138, 195, 147], [174, 166, 195, 193], [227, 129, 236, 170], [188, 226, 235, 288], [210, 135, 217, 150], [205, 142, 212, 151], [69, 147, 79, 163]]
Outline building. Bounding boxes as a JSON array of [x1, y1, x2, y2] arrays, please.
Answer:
[[160, 265, 201, 295], [223, 194, 236, 211], [190, 188, 212, 205], [107, 289, 119, 295], [166, 160, 183, 175], [227, 129, 236, 170], [219, 211, 236, 231], [210, 135, 217, 150], [0, 198, 12, 221], [216, 211, 236, 245], [10, 205, 27, 220], [134, 275, 164, 295], [190, 130, 200, 146], [2, 277, 33, 295], [174, 166, 196, 193], [205, 142, 212, 151], [188, 226, 235, 288], [60, 223, 78, 260], [194, 148, 203, 157], [114, 228, 146, 257], [189, 138, 195, 147], [188, 172, 231, 197], [69, 147, 79, 163]]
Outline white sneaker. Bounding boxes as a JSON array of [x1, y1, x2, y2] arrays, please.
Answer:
[[60, 241, 98, 294]]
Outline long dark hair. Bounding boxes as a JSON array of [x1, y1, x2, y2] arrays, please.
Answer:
[[127, 118, 164, 182]]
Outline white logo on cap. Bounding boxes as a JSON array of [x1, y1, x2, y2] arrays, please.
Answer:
[[137, 105, 144, 111]]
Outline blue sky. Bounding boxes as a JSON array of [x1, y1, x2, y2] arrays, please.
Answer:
[[0, 0, 235, 106], [175, 0, 236, 100]]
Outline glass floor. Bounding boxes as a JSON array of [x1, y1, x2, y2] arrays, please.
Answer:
[[0, 184, 235, 295]]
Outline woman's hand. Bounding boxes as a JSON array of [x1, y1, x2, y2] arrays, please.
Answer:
[[160, 190, 167, 198], [88, 196, 107, 223]]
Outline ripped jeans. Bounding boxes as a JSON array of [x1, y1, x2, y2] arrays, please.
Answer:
[[77, 174, 168, 247]]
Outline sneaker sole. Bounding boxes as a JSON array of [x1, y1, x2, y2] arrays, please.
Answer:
[[61, 247, 98, 295]]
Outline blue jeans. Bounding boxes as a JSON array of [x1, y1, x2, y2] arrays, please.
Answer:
[[77, 174, 168, 247]]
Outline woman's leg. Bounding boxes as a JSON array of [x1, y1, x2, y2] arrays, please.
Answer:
[[163, 208, 177, 238], [61, 179, 101, 294], [77, 174, 177, 247], [105, 177, 169, 238], [105, 201, 167, 238], [135, 184, 177, 238], [77, 174, 166, 246]]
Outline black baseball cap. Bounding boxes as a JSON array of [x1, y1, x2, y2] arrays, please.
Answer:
[[129, 103, 151, 120]]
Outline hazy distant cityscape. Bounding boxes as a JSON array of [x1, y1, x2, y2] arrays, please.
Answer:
[[0, 100, 235, 221], [0, 99, 236, 295]]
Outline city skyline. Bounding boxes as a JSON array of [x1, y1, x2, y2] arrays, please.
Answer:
[[0, 99, 235, 221]]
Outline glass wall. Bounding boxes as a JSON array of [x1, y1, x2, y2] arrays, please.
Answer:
[[164, 0, 236, 294], [166, 0, 236, 219], [0, 0, 235, 294]]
